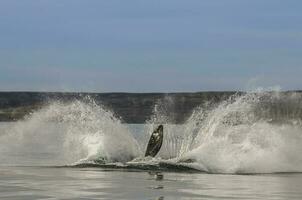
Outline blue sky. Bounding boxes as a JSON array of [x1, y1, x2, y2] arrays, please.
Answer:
[[0, 0, 301, 92]]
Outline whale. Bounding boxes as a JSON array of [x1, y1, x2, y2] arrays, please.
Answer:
[[145, 125, 163, 157]]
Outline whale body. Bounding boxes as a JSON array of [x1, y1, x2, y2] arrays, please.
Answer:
[[145, 125, 163, 157]]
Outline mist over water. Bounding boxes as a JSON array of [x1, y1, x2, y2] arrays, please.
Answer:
[[1, 91, 302, 174]]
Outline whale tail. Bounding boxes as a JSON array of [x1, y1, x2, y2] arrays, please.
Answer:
[[145, 125, 164, 157]]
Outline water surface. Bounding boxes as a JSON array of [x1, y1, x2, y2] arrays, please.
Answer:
[[1, 166, 302, 200]]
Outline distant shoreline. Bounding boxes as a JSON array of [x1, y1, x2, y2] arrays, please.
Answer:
[[0, 91, 301, 123]]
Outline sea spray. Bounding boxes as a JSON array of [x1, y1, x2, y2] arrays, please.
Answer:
[[179, 91, 302, 173], [0, 99, 140, 166], [143, 91, 302, 173], [1, 91, 302, 174]]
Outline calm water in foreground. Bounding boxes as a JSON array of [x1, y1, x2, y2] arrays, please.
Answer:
[[0, 166, 302, 200]]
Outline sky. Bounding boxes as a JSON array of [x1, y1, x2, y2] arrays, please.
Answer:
[[0, 0, 301, 92]]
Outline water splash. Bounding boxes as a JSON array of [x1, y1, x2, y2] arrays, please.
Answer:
[[1, 91, 302, 174], [0, 98, 140, 165], [178, 91, 302, 173]]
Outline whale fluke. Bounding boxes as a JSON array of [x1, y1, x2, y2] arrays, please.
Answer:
[[145, 125, 163, 157]]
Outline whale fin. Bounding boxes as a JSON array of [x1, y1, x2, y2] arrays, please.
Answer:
[[145, 125, 164, 157]]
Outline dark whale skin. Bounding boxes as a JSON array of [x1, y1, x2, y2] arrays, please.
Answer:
[[145, 125, 164, 157]]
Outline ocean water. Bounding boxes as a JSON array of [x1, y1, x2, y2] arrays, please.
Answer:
[[1, 91, 302, 199], [1, 166, 302, 200]]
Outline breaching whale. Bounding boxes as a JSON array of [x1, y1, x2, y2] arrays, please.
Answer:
[[145, 125, 163, 157]]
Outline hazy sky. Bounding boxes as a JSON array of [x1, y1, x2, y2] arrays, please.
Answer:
[[0, 0, 301, 92]]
